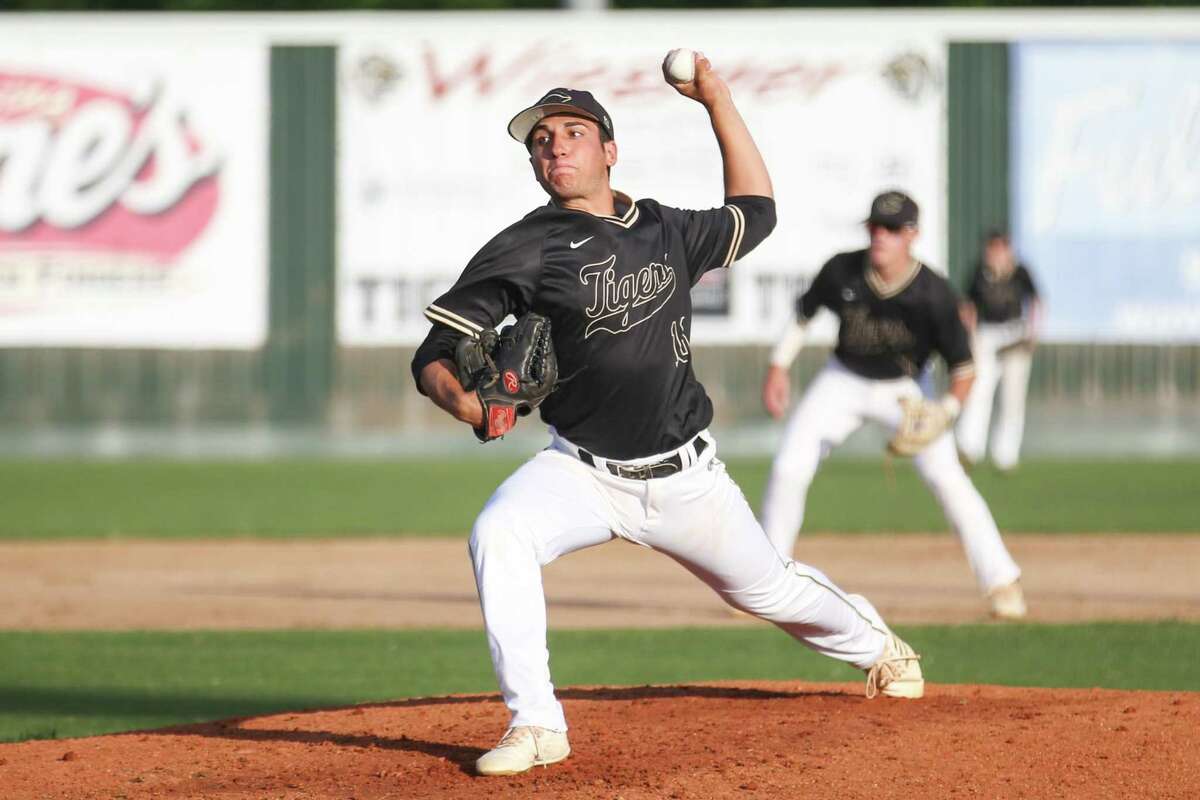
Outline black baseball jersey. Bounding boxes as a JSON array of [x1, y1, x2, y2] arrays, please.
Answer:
[[966, 262, 1038, 324], [796, 249, 974, 381], [412, 192, 776, 460]]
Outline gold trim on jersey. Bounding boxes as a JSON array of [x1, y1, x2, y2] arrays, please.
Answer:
[[950, 361, 976, 381], [552, 190, 641, 229], [721, 204, 746, 267], [864, 254, 922, 299], [424, 304, 484, 338], [596, 191, 640, 229]]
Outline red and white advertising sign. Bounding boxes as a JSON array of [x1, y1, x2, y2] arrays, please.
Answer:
[[0, 39, 267, 348]]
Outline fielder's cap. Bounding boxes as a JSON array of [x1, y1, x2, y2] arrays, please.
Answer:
[[983, 226, 1010, 242], [866, 190, 919, 228], [507, 88, 614, 145]]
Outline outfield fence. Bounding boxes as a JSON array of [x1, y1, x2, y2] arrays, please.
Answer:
[[1, 12, 1197, 457]]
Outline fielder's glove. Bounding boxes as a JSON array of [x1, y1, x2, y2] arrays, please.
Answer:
[[886, 396, 960, 457], [454, 312, 558, 442]]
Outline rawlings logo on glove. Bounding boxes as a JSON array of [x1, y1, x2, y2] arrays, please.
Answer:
[[455, 312, 558, 442], [886, 396, 959, 457]]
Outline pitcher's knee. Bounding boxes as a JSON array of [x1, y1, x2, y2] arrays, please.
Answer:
[[468, 504, 529, 563]]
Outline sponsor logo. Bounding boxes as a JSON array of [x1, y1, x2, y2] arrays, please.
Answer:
[[842, 287, 857, 301], [578, 253, 676, 338], [489, 405, 515, 437], [502, 370, 520, 393], [882, 52, 938, 103], [0, 72, 221, 262], [351, 54, 402, 104], [570, 236, 593, 249], [420, 45, 849, 103]]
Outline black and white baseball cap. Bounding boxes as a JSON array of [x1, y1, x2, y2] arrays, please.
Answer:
[[507, 88, 615, 145], [866, 190, 920, 228]]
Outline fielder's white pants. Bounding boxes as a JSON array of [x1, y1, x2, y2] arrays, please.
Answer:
[[957, 322, 1033, 470], [469, 428, 891, 732], [760, 359, 1021, 595]]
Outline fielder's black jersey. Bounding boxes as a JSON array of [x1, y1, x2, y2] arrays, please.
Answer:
[[797, 249, 974, 381], [966, 262, 1038, 324], [412, 192, 776, 460]]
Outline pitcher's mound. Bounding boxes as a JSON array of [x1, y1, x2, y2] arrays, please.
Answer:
[[2, 682, 1197, 799]]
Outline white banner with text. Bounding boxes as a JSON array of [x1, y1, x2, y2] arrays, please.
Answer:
[[337, 18, 946, 345]]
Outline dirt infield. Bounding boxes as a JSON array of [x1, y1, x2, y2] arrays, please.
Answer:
[[3, 533, 1198, 629], [1, 682, 1197, 799]]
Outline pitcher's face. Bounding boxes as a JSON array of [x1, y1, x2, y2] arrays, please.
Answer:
[[527, 115, 617, 203]]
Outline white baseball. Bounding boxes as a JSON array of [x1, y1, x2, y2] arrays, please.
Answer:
[[663, 48, 696, 84]]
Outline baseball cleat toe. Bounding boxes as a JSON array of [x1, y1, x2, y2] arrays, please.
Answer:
[[475, 726, 570, 776], [865, 632, 924, 699], [989, 581, 1027, 620]]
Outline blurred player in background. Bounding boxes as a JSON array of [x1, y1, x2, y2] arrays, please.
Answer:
[[956, 229, 1042, 472], [760, 191, 1026, 621]]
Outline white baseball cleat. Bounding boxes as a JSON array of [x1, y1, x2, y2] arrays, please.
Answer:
[[989, 581, 1027, 620], [864, 632, 924, 699], [475, 726, 570, 776]]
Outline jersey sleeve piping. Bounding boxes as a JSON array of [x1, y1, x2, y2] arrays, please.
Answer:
[[720, 204, 746, 268], [424, 304, 485, 338], [950, 361, 976, 380]]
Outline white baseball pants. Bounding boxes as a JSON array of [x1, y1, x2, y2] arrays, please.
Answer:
[[469, 429, 892, 732], [957, 322, 1033, 470], [760, 359, 1021, 595]]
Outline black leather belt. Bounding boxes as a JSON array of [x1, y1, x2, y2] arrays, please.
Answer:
[[577, 437, 708, 480]]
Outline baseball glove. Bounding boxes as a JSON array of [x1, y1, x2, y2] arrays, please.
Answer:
[[454, 312, 557, 442], [886, 397, 954, 457]]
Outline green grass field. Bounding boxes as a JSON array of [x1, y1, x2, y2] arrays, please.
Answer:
[[4, 458, 1199, 539], [4, 458, 1196, 746], [2, 623, 1196, 743]]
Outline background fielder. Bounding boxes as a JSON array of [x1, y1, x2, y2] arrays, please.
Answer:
[[412, 54, 924, 778], [760, 191, 1026, 620], [956, 229, 1042, 472]]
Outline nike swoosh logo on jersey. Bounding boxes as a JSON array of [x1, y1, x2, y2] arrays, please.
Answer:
[[570, 236, 594, 249]]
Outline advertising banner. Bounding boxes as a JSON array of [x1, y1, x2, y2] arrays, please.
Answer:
[[338, 18, 946, 345], [1013, 42, 1200, 342], [0, 36, 268, 348]]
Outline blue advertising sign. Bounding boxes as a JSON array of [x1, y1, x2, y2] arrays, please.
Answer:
[[1012, 42, 1200, 342]]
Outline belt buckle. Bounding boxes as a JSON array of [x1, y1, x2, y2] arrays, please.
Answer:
[[621, 463, 654, 480], [626, 459, 680, 480], [612, 448, 689, 480]]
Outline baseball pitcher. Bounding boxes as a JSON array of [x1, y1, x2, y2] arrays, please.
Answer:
[[412, 53, 924, 778]]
